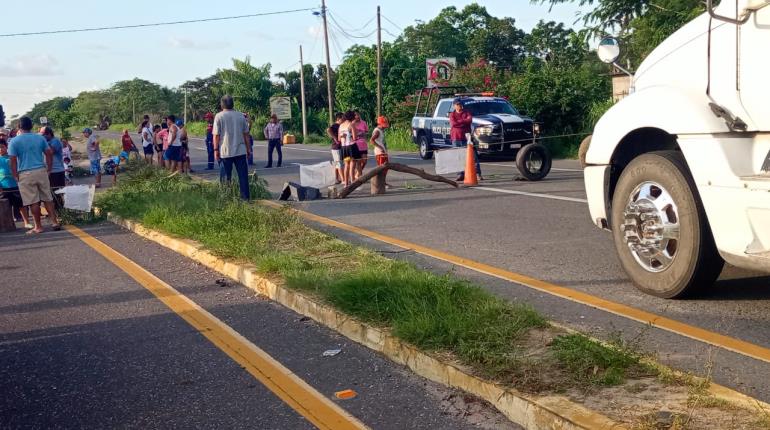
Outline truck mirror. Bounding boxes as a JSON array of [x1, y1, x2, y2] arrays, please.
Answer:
[[597, 37, 621, 64]]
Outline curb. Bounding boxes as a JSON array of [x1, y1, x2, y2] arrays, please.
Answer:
[[107, 215, 624, 430]]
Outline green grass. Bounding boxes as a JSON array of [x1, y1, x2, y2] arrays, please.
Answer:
[[107, 123, 135, 133], [184, 121, 208, 137], [98, 138, 122, 156], [95, 166, 648, 390], [386, 126, 418, 152], [551, 334, 655, 387]]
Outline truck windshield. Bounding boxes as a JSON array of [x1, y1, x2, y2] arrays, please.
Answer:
[[463, 101, 518, 116]]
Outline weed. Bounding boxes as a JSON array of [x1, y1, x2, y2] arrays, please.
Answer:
[[551, 333, 655, 387]]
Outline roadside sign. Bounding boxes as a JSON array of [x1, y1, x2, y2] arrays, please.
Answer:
[[270, 97, 292, 120], [39, 116, 48, 125], [426, 58, 456, 87]]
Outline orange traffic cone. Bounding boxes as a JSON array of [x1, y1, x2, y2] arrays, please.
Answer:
[[463, 141, 478, 186]]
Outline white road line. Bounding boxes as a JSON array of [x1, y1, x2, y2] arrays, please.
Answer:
[[474, 186, 587, 203], [482, 162, 583, 172]]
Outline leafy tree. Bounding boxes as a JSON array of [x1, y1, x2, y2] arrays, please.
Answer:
[[110, 78, 174, 123], [69, 90, 114, 126], [276, 64, 331, 112], [396, 4, 526, 68], [24, 96, 74, 127], [181, 74, 223, 120], [335, 42, 423, 122], [217, 57, 274, 116]]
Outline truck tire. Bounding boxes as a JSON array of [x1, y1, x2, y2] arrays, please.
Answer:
[[515, 143, 551, 181], [418, 135, 433, 160], [610, 151, 723, 298]]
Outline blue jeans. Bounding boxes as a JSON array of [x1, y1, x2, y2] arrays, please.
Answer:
[[205, 132, 215, 169], [247, 135, 254, 165], [451, 140, 481, 176], [219, 154, 250, 200], [267, 139, 282, 167]]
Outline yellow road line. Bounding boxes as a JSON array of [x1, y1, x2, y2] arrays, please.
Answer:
[[65, 225, 368, 430], [261, 200, 770, 365]]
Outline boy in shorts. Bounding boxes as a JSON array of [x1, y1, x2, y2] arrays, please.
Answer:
[[83, 128, 102, 188], [0, 140, 31, 227], [103, 152, 128, 186], [370, 115, 391, 188]]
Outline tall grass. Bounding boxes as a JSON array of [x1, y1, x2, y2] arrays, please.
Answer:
[[385, 126, 417, 152], [97, 138, 122, 156], [107, 123, 135, 133]]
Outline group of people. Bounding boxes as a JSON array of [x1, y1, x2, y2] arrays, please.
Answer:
[[133, 114, 192, 175], [0, 117, 65, 234], [327, 110, 390, 187]]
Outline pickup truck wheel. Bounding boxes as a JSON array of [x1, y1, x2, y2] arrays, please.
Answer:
[[515, 143, 551, 181], [611, 151, 723, 298], [418, 135, 433, 160]]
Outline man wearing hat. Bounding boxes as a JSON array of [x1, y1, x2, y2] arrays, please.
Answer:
[[449, 98, 482, 182], [204, 112, 215, 170]]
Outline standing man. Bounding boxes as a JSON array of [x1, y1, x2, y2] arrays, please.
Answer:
[[263, 113, 284, 168], [82, 127, 102, 188], [165, 115, 183, 173], [40, 127, 66, 205], [449, 98, 482, 182], [204, 111, 215, 170], [244, 113, 254, 166], [213, 95, 252, 200], [8, 117, 60, 234]]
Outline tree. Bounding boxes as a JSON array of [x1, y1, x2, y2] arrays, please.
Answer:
[[69, 90, 114, 126], [276, 64, 330, 112], [396, 4, 526, 68], [24, 96, 74, 127], [335, 42, 423, 123], [110, 79, 174, 123], [217, 57, 274, 116], [181, 74, 223, 120]]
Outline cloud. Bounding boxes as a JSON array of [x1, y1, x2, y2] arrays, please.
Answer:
[[168, 36, 230, 50], [307, 24, 323, 37], [0, 54, 62, 77]]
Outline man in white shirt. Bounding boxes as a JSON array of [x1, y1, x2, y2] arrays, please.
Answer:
[[213, 95, 252, 200]]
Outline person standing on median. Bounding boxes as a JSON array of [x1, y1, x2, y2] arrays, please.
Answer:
[[327, 112, 344, 184], [263, 113, 283, 168], [449, 98, 482, 182], [370, 115, 392, 188], [40, 127, 66, 207], [0, 138, 31, 228], [204, 111, 215, 170], [82, 127, 102, 188], [165, 115, 183, 173], [213, 95, 252, 200], [8, 116, 60, 234]]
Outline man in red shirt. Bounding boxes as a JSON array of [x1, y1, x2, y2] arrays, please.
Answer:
[[448, 98, 482, 181], [121, 129, 138, 159]]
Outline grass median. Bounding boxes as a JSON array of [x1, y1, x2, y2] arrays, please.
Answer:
[[95, 165, 650, 392]]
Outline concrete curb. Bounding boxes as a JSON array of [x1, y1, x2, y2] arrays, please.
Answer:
[[108, 215, 623, 430]]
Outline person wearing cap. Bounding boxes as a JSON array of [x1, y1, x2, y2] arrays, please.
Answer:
[[370, 115, 392, 188], [204, 112, 215, 170], [449, 98, 482, 182], [82, 127, 102, 188], [8, 117, 60, 233], [263, 113, 284, 168]]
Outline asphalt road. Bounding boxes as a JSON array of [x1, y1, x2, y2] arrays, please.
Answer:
[[0, 223, 519, 429], [106, 129, 770, 404]]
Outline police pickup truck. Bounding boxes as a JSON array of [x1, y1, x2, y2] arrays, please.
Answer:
[[411, 86, 551, 181]]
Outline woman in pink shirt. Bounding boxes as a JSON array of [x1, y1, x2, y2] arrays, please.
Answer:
[[352, 111, 369, 178]]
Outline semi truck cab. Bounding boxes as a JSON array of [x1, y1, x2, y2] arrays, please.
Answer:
[[583, 0, 770, 298]]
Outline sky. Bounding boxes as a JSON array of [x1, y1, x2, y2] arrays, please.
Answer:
[[0, 0, 583, 117]]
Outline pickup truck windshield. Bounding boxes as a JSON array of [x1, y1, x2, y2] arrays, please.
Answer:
[[463, 101, 518, 116]]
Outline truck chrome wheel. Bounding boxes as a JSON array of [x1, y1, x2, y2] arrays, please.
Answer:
[[622, 181, 680, 273], [611, 151, 723, 298]]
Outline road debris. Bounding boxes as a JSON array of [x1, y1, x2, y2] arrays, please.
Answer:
[[334, 389, 357, 400], [323, 349, 341, 357]]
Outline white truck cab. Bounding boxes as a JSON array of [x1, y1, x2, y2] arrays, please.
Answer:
[[584, 0, 770, 298]]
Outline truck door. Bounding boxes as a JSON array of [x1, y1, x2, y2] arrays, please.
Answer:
[[738, 3, 770, 131], [432, 100, 453, 148]]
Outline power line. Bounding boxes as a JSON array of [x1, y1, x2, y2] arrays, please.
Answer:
[[327, 12, 377, 40], [0, 7, 316, 38], [381, 14, 404, 32], [328, 9, 376, 34]]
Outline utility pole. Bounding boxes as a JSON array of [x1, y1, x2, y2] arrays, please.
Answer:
[[132, 99, 136, 125], [299, 45, 308, 141], [376, 5, 382, 118], [321, 0, 334, 123], [183, 87, 188, 125]]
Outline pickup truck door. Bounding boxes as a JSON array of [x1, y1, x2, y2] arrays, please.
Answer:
[[431, 100, 453, 147], [738, 4, 770, 131]]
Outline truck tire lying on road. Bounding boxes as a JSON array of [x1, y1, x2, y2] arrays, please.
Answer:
[[515, 143, 552, 181], [611, 151, 724, 299], [418, 135, 433, 160]]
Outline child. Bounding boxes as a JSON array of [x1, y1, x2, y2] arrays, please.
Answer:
[[370, 115, 391, 188], [0, 140, 31, 227], [103, 152, 128, 186], [63, 156, 74, 186]]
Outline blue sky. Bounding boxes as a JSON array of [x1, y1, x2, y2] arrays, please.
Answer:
[[0, 0, 582, 117]]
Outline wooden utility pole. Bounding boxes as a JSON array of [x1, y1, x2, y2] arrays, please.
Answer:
[[299, 45, 308, 141], [183, 87, 188, 124], [321, 0, 334, 123], [376, 5, 382, 118]]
